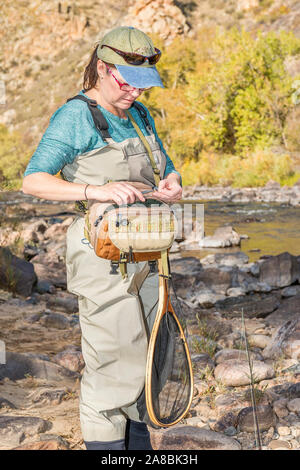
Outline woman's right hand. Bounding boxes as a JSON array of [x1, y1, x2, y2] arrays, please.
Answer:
[[88, 182, 146, 205]]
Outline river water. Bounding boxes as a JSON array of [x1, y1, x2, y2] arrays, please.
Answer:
[[1, 192, 299, 263], [178, 200, 300, 263]]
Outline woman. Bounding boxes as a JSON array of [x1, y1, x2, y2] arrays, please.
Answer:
[[23, 26, 182, 450]]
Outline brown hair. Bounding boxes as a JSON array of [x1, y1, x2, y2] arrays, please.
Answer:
[[83, 44, 115, 91]]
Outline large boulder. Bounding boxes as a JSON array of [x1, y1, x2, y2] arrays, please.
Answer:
[[199, 226, 241, 248], [0, 352, 80, 381], [259, 252, 300, 288], [237, 405, 277, 432], [214, 359, 275, 386], [0, 416, 52, 449], [0, 247, 36, 296], [215, 293, 280, 318], [263, 319, 300, 360], [150, 426, 241, 450]]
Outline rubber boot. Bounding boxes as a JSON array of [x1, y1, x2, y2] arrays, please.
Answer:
[[125, 419, 153, 450], [84, 439, 126, 450]]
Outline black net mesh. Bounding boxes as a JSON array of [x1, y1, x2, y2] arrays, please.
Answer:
[[150, 310, 192, 425]]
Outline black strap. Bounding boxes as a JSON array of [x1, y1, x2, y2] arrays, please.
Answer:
[[66, 95, 111, 141], [133, 102, 153, 133]]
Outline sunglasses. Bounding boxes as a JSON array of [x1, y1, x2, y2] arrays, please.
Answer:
[[100, 44, 161, 66]]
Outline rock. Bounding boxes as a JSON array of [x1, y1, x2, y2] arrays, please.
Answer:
[[0, 247, 37, 297], [281, 286, 300, 298], [265, 294, 300, 326], [125, 0, 189, 44], [259, 252, 300, 288], [0, 229, 21, 246], [277, 426, 291, 436], [169, 241, 180, 253], [286, 383, 300, 399], [250, 263, 260, 277], [0, 416, 52, 448], [244, 281, 272, 294], [237, 0, 259, 12], [215, 294, 280, 319], [45, 295, 78, 313], [29, 388, 68, 406], [39, 312, 72, 329], [196, 267, 233, 294], [224, 426, 237, 436], [200, 252, 249, 267], [248, 334, 271, 349], [35, 280, 56, 294], [43, 223, 69, 239], [214, 349, 262, 364], [52, 349, 84, 373], [237, 405, 276, 432], [26, 313, 42, 323], [268, 439, 291, 450], [185, 416, 207, 427], [150, 426, 241, 450], [0, 352, 80, 381], [193, 292, 226, 308], [33, 263, 67, 289], [170, 257, 202, 275], [13, 436, 69, 450], [273, 399, 289, 419], [214, 359, 275, 386], [194, 380, 210, 396], [226, 287, 247, 297], [213, 412, 238, 432], [21, 220, 48, 238], [199, 226, 241, 248], [287, 398, 300, 414], [263, 319, 300, 360], [0, 397, 17, 409]]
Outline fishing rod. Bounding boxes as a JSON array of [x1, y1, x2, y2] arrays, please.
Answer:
[[241, 308, 262, 450]]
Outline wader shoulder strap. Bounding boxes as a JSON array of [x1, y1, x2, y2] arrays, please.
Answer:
[[125, 109, 161, 188], [66, 94, 111, 141], [132, 102, 153, 134]]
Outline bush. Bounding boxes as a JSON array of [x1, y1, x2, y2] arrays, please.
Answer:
[[140, 28, 300, 186], [0, 124, 31, 190]]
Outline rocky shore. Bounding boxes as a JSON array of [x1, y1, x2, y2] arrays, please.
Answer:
[[183, 179, 300, 206], [0, 193, 299, 450]]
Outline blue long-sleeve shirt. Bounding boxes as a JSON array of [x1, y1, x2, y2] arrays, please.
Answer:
[[24, 90, 181, 184]]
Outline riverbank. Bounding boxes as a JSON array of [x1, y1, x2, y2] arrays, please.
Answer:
[[0, 191, 299, 450], [183, 180, 300, 206]]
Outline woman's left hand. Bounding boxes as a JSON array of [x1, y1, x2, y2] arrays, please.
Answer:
[[151, 173, 182, 203]]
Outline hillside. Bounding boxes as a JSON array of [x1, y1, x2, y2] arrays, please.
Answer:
[[1, 0, 300, 186]]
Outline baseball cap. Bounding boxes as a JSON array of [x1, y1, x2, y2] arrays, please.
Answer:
[[97, 26, 164, 89]]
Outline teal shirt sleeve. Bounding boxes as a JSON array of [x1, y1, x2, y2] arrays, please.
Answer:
[[24, 100, 103, 176], [137, 102, 182, 186]]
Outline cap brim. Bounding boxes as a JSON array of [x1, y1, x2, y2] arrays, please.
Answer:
[[115, 64, 164, 89]]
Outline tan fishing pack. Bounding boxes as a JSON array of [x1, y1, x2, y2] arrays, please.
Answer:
[[83, 110, 177, 279]]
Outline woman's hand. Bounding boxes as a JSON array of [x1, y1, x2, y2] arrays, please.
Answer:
[[151, 173, 182, 203], [89, 182, 146, 205]]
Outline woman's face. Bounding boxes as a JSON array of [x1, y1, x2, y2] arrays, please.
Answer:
[[97, 60, 143, 110]]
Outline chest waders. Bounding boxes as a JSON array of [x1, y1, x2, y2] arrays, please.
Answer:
[[63, 96, 193, 448], [62, 96, 165, 448]]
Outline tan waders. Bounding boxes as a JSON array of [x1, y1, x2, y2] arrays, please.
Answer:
[[63, 120, 166, 447]]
